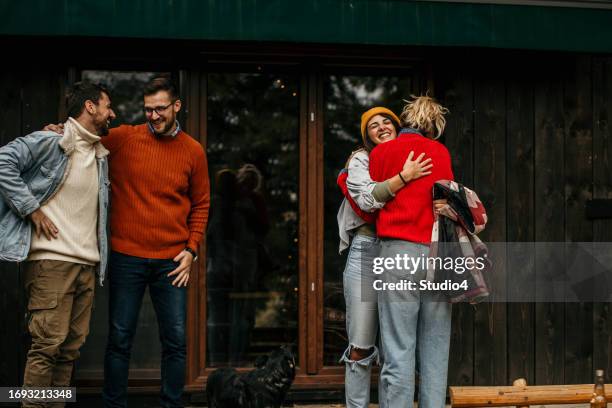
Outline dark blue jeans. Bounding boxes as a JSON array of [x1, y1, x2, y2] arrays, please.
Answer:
[[102, 251, 187, 408]]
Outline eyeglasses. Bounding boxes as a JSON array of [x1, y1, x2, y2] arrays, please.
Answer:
[[144, 102, 173, 116]]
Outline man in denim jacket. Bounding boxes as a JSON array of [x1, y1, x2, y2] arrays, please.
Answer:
[[0, 82, 114, 402]]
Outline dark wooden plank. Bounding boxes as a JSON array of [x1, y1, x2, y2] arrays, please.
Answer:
[[180, 69, 204, 385], [18, 69, 64, 386], [436, 68, 475, 387], [0, 68, 63, 388], [298, 75, 309, 373], [592, 56, 612, 380], [534, 58, 566, 386], [563, 55, 594, 384], [315, 74, 325, 371], [306, 73, 319, 374], [11, 70, 65, 388], [198, 70, 208, 377], [473, 73, 507, 386], [21, 70, 62, 134], [0, 264, 21, 387], [506, 74, 536, 385]]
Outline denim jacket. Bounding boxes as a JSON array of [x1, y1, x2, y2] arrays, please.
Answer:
[[0, 130, 110, 285]]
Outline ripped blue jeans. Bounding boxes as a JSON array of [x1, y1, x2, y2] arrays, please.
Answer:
[[377, 240, 452, 408], [340, 234, 384, 408]]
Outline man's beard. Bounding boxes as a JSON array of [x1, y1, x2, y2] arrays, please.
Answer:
[[150, 118, 175, 136], [98, 126, 109, 136], [95, 120, 110, 136]]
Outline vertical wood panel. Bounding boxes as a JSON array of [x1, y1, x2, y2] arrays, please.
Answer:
[[473, 74, 507, 386], [19, 69, 64, 387], [437, 68, 475, 387], [298, 75, 309, 373], [21, 71, 62, 135], [506, 73, 535, 384], [180, 69, 204, 384], [315, 74, 325, 371], [305, 73, 321, 374], [534, 59, 566, 385], [198, 71, 208, 376], [0, 71, 24, 387], [592, 56, 612, 381], [563, 56, 594, 384]]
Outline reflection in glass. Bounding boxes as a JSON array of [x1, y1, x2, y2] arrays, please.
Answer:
[[323, 75, 415, 365], [206, 73, 299, 367], [75, 71, 167, 378]]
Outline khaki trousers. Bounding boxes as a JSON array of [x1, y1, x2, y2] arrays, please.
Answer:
[[22, 260, 95, 408]]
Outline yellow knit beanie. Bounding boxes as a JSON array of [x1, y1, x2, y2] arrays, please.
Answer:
[[360, 107, 400, 144]]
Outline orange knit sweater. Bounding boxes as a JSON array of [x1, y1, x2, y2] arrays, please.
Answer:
[[101, 124, 210, 259]]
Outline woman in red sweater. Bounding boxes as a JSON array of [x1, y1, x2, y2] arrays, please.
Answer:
[[368, 95, 453, 408]]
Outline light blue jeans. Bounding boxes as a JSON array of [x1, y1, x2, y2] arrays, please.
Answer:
[[377, 240, 452, 408], [340, 234, 384, 408]]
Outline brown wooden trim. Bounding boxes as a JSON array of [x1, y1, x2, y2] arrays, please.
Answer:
[[77, 365, 367, 391], [182, 369, 349, 392], [179, 69, 211, 387], [305, 73, 319, 374], [182, 69, 200, 387], [76, 386, 161, 394], [315, 73, 325, 371], [75, 372, 350, 394], [198, 70, 208, 376], [298, 75, 309, 373], [75, 368, 162, 383]]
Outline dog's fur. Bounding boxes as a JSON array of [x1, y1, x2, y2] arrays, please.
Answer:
[[206, 346, 296, 408]]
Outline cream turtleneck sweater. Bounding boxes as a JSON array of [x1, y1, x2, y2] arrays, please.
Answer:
[[28, 117, 101, 265]]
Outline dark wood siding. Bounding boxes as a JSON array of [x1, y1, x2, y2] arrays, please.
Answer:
[[435, 52, 612, 387], [0, 68, 64, 388]]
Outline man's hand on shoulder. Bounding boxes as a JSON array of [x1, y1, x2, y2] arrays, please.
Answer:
[[43, 123, 64, 134], [28, 208, 59, 240], [167, 249, 195, 287]]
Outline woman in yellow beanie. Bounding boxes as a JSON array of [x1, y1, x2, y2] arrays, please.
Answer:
[[337, 106, 433, 408]]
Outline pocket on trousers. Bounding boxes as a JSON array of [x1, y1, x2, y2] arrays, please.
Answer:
[[350, 236, 376, 254], [28, 290, 58, 311], [27, 291, 60, 338]]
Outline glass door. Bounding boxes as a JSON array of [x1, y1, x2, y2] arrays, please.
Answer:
[[205, 71, 301, 368]]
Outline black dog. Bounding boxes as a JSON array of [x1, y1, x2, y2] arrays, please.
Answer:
[[206, 346, 296, 408]]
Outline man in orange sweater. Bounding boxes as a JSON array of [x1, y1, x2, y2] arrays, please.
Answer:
[[44, 77, 209, 407], [100, 77, 210, 408]]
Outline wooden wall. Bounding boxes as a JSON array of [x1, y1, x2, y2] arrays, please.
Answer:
[[0, 49, 610, 392], [436, 52, 612, 387], [0, 68, 64, 387]]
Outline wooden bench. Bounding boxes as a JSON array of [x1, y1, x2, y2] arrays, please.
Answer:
[[450, 378, 612, 407]]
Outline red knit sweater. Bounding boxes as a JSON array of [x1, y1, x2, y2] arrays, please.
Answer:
[[336, 170, 376, 224], [369, 131, 454, 243], [101, 124, 210, 259]]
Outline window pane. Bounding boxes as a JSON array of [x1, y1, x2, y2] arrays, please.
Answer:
[[75, 70, 167, 378], [206, 72, 299, 367], [323, 75, 414, 365]]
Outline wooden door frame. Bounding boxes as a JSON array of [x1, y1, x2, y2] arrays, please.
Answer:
[[179, 58, 429, 390]]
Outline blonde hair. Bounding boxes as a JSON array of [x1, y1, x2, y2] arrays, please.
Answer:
[[399, 95, 449, 139]]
